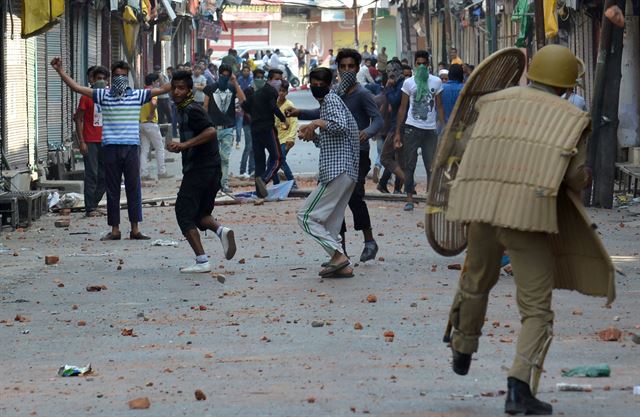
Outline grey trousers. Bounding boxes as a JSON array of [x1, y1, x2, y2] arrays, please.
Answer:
[[403, 126, 438, 194], [83, 142, 106, 213], [297, 172, 355, 256]]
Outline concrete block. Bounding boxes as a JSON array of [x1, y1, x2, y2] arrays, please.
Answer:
[[630, 147, 640, 165], [38, 180, 84, 194]]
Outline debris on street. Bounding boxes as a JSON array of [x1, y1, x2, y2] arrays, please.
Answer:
[[58, 364, 92, 377]]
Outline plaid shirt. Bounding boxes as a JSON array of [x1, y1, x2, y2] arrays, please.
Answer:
[[316, 91, 360, 184]]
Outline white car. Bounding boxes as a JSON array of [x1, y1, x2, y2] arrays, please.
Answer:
[[237, 45, 299, 79]]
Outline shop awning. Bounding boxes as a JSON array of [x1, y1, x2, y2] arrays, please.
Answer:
[[21, 0, 64, 39]]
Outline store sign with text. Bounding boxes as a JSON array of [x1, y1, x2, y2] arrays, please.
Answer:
[[223, 5, 282, 21]]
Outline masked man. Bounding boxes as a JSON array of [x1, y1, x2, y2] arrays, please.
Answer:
[[445, 45, 615, 415], [296, 68, 360, 278], [287, 48, 383, 263], [51, 58, 171, 241], [204, 64, 246, 193]]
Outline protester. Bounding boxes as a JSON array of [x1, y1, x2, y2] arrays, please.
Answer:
[[441, 64, 464, 123], [377, 46, 388, 72], [309, 43, 320, 69], [288, 48, 383, 262], [139, 73, 171, 181], [241, 68, 288, 198], [296, 67, 360, 278], [203, 64, 246, 193], [75, 65, 108, 217], [204, 63, 217, 85], [268, 49, 282, 70], [402, 64, 413, 78], [362, 44, 371, 61], [378, 60, 407, 194], [439, 68, 449, 83], [192, 64, 207, 105], [51, 58, 171, 240], [167, 70, 236, 273], [394, 50, 444, 211], [154, 65, 172, 125], [449, 47, 463, 65], [271, 80, 298, 189]]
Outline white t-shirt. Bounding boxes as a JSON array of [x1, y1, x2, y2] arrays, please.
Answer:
[[401, 74, 443, 130]]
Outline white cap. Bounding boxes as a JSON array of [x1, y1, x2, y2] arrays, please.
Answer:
[[439, 69, 449, 76]]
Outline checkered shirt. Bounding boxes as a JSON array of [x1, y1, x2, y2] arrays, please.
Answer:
[[317, 91, 360, 184]]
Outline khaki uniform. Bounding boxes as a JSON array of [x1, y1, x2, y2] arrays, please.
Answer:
[[446, 86, 615, 385]]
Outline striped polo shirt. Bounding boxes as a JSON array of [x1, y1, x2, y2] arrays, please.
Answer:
[[93, 88, 151, 146]]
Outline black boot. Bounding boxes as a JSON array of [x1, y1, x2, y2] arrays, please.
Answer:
[[451, 348, 472, 376], [505, 377, 553, 415]]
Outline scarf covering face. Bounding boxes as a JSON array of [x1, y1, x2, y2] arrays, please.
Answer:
[[335, 71, 357, 97], [218, 75, 230, 91], [111, 75, 129, 96], [414, 64, 430, 102], [386, 61, 403, 83], [253, 78, 266, 90], [177, 92, 195, 110]]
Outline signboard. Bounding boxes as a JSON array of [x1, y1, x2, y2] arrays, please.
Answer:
[[321, 9, 346, 22], [223, 5, 282, 21]]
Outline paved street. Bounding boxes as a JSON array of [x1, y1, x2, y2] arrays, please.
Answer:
[[0, 156, 638, 416]]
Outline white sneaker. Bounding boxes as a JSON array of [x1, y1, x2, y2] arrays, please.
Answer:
[[180, 261, 211, 273], [219, 227, 237, 260]]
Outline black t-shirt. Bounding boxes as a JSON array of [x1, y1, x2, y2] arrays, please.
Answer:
[[203, 83, 236, 128], [177, 102, 220, 173]]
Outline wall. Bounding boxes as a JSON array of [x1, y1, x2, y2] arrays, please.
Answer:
[[618, 10, 640, 148]]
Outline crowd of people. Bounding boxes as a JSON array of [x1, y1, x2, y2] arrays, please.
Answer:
[[49, 40, 609, 416]]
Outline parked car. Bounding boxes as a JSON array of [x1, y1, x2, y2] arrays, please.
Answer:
[[237, 45, 299, 79]]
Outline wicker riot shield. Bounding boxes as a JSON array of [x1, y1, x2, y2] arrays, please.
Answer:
[[426, 48, 526, 256]]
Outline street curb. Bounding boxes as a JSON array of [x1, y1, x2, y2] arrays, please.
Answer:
[[289, 189, 427, 203]]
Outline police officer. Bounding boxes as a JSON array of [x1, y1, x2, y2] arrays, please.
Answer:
[[444, 45, 615, 415]]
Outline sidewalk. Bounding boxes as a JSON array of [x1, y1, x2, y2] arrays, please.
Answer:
[[1, 164, 639, 416]]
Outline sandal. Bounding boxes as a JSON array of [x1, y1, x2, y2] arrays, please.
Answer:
[[324, 266, 354, 278], [129, 232, 151, 240], [319, 260, 351, 277], [100, 232, 121, 241]]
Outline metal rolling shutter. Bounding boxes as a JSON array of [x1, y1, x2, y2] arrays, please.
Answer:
[[46, 24, 63, 151], [4, 0, 29, 169], [87, 6, 100, 67], [26, 37, 37, 168], [36, 34, 48, 162], [72, 8, 85, 112], [60, 9, 73, 146], [111, 17, 122, 64]]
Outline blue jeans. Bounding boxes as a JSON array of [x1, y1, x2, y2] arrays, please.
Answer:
[[235, 114, 243, 144], [171, 102, 178, 137], [239, 124, 254, 174], [271, 143, 294, 184], [374, 136, 384, 168]]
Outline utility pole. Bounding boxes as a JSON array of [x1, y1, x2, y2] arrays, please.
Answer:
[[534, 0, 546, 50], [486, 0, 498, 53], [443, 0, 452, 63], [372, 0, 378, 45], [423, 0, 431, 53], [584, 0, 626, 208], [353, 0, 360, 48]]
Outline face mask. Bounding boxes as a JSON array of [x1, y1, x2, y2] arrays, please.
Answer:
[[253, 79, 266, 90], [111, 75, 129, 96], [218, 75, 229, 91], [336, 71, 357, 97], [311, 85, 330, 99], [92, 80, 106, 89], [268, 80, 282, 91]]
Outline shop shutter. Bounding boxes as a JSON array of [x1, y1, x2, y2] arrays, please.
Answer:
[[4, 0, 29, 169], [26, 37, 37, 168], [88, 6, 99, 67], [36, 34, 49, 161], [60, 9, 73, 146], [46, 23, 64, 150], [111, 17, 122, 64]]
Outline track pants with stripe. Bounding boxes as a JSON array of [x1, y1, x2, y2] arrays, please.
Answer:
[[297, 172, 356, 256]]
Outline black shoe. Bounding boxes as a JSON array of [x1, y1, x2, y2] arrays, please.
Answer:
[[376, 183, 389, 194], [359, 241, 378, 262], [255, 177, 268, 198], [505, 377, 553, 415], [452, 349, 472, 376]]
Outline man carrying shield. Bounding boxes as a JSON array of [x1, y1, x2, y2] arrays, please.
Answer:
[[444, 45, 615, 415]]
